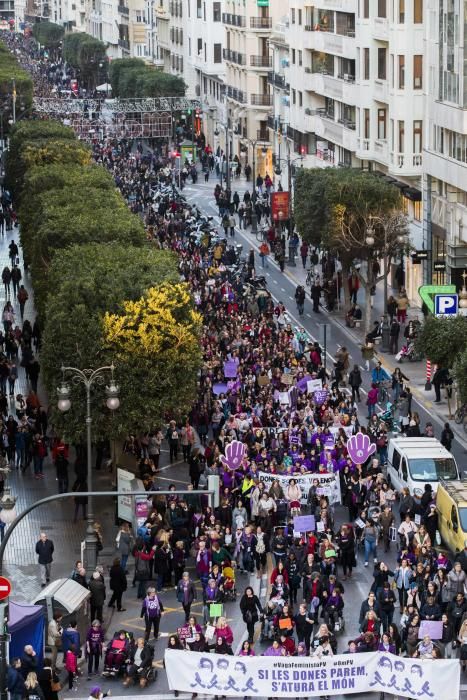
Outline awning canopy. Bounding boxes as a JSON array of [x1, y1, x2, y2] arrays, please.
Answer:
[[403, 187, 422, 201], [32, 578, 90, 612]]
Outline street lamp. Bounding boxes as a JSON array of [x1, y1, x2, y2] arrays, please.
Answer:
[[57, 364, 119, 571], [241, 136, 268, 234]]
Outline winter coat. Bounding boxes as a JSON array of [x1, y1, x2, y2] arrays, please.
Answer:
[[89, 578, 106, 607], [109, 563, 127, 593]]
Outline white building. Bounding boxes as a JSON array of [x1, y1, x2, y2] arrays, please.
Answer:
[[424, 0, 467, 289], [283, 0, 424, 300]]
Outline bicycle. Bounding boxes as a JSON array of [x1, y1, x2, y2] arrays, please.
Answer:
[[255, 226, 267, 242], [377, 380, 391, 404], [305, 268, 313, 287], [454, 403, 467, 424]]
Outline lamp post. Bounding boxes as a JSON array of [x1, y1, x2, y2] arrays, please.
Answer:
[[274, 151, 304, 236], [214, 123, 231, 191], [57, 364, 119, 571]]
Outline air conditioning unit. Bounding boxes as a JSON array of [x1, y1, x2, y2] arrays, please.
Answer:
[[281, 58, 289, 67]]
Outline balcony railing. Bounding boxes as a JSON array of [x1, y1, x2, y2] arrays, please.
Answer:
[[337, 72, 355, 82], [118, 3, 129, 14], [316, 107, 335, 120], [226, 86, 247, 104], [222, 12, 245, 27], [223, 48, 246, 65], [257, 129, 270, 141], [250, 16, 272, 29], [118, 38, 130, 49], [267, 71, 287, 89], [338, 117, 356, 130], [250, 55, 272, 68], [250, 93, 273, 106]]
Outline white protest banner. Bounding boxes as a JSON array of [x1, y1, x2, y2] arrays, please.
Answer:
[[164, 649, 460, 699], [278, 392, 290, 405], [258, 470, 341, 506], [307, 378, 323, 394], [329, 425, 354, 439]]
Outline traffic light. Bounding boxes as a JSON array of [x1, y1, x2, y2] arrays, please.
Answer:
[[186, 109, 192, 116]]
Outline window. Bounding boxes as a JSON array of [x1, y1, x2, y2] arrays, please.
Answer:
[[363, 47, 370, 79], [413, 119, 422, 152], [401, 458, 408, 482], [292, 88, 296, 105], [196, 0, 201, 18], [413, 55, 422, 89], [197, 37, 202, 54], [298, 50, 302, 67], [292, 48, 296, 64], [452, 506, 459, 532], [298, 91, 303, 107], [291, 7, 295, 23], [364, 108, 370, 138], [363, 0, 369, 18], [398, 55, 405, 88], [414, 199, 422, 221], [378, 47, 386, 79], [377, 108, 386, 139], [398, 119, 405, 152], [298, 9, 302, 24], [398, 0, 404, 22], [213, 1, 220, 21], [377, 0, 386, 18], [214, 43, 221, 63], [414, 0, 422, 23]]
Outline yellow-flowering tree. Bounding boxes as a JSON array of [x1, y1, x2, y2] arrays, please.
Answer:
[[103, 283, 202, 430]]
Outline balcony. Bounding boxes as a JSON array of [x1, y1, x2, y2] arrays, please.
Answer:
[[226, 86, 247, 104], [302, 26, 356, 58], [372, 16, 388, 40], [250, 16, 272, 29], [337, 72, 355, 83], [222, 12, 245, 27], [118, 38, 130, 50], [257, 129, 270, 141], [250, 55, 272, 68], [390, 152, 423, 173], [250, 93, 273, 106], [118, 3, 128, 14], [337, 116, 356, 130], [223, 48, 246, 65], [267, 71, 288, 90]]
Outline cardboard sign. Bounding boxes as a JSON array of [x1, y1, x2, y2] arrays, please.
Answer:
[[418, 620, 443, 640], [316, 521, 325, 533], [257, 374, 270, 386], [293, 515, 316, 532], [278, 617, 292, 630], [209, 603, 223, 618], [325, 549, 337, 558], [281, 373, 294, 386], [278, 392, 290, 405]]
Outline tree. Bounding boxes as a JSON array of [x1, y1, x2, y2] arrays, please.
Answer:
[[62, 32, 87, 66], [109, 58, 145, 95], [416, 316, 467, 368], [62, 32, 106, 89], [41, 243, 183, 442], [18, 163, 115, 265], [294, 168, 409, 333], [29, 188, 145, 317], [103, 283, 202, 430], [454, 347, 467, 404], [32, 22, 64, 50], [108, 58, 186, 97], [0, 41, 33, 115]]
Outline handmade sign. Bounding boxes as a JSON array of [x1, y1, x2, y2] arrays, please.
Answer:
[[223, 360, 238, 378], [220, 441, 246, 471], [307, 379, 323, 394], [418, 620, 443, 640], [346, 432, 376, 464], [209, 603, 223, 618], [165, 649, 460, 698], [314, 389, 329, 405], [293, 515, 315, 532]]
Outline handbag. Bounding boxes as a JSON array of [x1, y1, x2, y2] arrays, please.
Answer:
[[51, 670, 61, 692]]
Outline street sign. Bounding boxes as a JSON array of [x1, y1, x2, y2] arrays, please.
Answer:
[[433, 261, 446, 272], [435, 294, 458, 317], [416, 250, 428, 260], [0, 577, 11, 600], [418, 284, 456, 313]]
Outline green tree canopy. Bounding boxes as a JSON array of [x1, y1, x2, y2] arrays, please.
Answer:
[[416, 315, 467, 368], [41, 243, 182, 442], [62, 32, 106, 88], [32, 21, 64, 48], [19, 163, 116, 265], [108, 58, 186, 97], [454, 346, 467, 404], [0, 41, 33, 114], [30, 188, 145, 317]]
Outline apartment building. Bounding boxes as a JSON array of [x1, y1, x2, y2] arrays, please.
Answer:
[[424, 0, 467, 288], [189, 0, 225, 148], [268, 18, 292, 190], [222, 0, 283, 180], [284, 0, 425, 300]]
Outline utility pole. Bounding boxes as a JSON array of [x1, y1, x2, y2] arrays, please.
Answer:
[[225, 124, 230, 191]]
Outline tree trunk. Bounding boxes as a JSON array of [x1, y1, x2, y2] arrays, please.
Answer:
[[363, 258, 374, 337], [341, 259, 351, 311]]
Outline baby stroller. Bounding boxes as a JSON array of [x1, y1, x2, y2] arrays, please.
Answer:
[[102, 631, 134, 677], [222, 564, 237, 601]]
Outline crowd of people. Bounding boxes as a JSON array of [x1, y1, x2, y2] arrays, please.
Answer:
[[2, 30, 465, 700]]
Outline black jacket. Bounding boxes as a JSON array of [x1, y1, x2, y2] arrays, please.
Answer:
[[35, 539, 54, 565], [89, 578, 106, 606], [109, 564, 127, 593]]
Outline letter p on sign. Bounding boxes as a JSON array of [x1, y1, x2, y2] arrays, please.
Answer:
[[435, 294, 458, 317]]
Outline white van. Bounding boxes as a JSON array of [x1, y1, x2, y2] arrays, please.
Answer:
[[387, 437, 459, 499]]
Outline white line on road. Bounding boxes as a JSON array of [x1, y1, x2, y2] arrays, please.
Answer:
[[273, 279, 278, 284], [281, 287, 286, 292]]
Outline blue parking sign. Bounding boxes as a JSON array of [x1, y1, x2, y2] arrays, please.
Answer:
[[434, 294, 458, 316]]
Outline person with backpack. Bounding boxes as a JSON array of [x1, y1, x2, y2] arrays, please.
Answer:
[[133, 539, 156, 599], [140, 586, 164, 642]]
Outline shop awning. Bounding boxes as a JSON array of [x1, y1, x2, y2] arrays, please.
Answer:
[[402, 187, 422, 201]]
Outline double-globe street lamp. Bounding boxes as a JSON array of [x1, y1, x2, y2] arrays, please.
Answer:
[[57, 364, 120, 571], [365, 218, 407, 353]]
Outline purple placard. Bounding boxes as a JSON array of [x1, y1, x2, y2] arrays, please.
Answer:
[[213, 383, 229, 395], [296, 375, 313, 393], [293, 515, 315, 532], [223, 360, 238, 378], [418, 620, 443, 640], [346, 432, 377, 465], [135, 500, 149, 518], [324, 435, 335, 448], [314, 389, 328, 405]]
